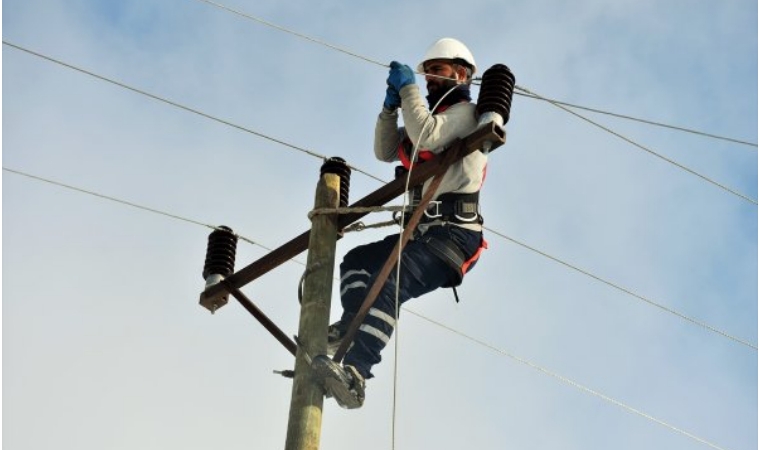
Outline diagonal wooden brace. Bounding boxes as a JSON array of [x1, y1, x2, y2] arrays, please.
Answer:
[[226, 285, 298, 356], [198, 122, 505, 313], [330, 142, 460, 363]]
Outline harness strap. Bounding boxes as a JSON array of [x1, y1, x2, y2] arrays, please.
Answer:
[[398, 137, 435, 170], [422, 192, 482, 225], [396, 102, 462, 170], [461, 237, 488, 275], [419, 232, 487, 289]]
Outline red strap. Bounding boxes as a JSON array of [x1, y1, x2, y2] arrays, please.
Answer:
[[398, 140, 413, 169], [397, 138, 436, 170], [396, 101, 465, 169], [461, 237, 488, 275]]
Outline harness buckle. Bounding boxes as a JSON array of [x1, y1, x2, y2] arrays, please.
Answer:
[[424, 200, 443, 219], [454, 201, 480, 223], [454, 212, 480, 223]]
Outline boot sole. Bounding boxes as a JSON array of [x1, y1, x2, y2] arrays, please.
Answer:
[[311, 356, 364, 409]]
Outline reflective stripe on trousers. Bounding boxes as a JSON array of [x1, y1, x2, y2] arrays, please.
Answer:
[[338, 225, 482, 378]]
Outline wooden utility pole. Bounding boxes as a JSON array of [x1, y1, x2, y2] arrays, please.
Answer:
[[194, 125, 505, 446], [284, 165, 342, 450]]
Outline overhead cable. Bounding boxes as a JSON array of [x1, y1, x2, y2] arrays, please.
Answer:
[[514, 91, 757, 148], [2, 167, 274, 252], [4, 23, 750, 447], [407, 310, 731, 450], [1, 40, 385, 184], [6, 165, 755, 352], [5, 39, 755, 205], [4, 42, 754, 348], [485, 226, 757, 350], [191, 0, 756, 204], [194, 0, 387, 69], [193, 0, 756, 150], [3, 165, 734, 450], [515, 85, 757, 205]]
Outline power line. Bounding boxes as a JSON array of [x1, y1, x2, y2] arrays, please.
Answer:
[[4, 40, 755, 349], [406, 310, 732, 450], [5, 165, 755, 353], [190, 1, 757, 204], [514, 91, 757, 148], [192, 0, 756, 150], [3, 165, 736, 450], [5, 38, 756, 206], [2, 167, 270, 251], [3, 17, 751, 448], [485, 226, 757, 350], [194, 0, 388, 69], [1, 40, 385, 184], [515, 85, 757, 205]]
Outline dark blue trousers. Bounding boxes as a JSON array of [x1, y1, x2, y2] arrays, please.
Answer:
[[339, 225, 482, 378]]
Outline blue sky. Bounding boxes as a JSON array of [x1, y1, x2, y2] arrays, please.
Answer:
[[3, 1, 757, 449]]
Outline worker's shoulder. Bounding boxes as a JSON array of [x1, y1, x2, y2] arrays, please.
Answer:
[[449, 101, 476, 111], [442, 102, 478, 130], [444, 101, 477, 118]]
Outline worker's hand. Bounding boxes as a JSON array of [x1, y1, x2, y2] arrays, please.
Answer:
[[383, 85, 401, 110], [386, 61, 415, 92]]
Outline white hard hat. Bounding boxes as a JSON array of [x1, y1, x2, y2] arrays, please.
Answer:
[[417, 37, 477, 75]]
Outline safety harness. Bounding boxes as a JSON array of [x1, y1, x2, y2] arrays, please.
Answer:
[[394, 129, 488, 290], [418, 231, 488, 289], [396, 135, 484, 227]]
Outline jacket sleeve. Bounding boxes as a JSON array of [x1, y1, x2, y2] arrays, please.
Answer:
[[373, 107, 404, 162], [398, 84, 476, 154]]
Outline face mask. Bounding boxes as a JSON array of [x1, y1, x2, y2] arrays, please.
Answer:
[[426, 84, 472, 111]]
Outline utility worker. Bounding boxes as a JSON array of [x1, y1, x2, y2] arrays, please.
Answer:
[[313, 38, 489, 409]]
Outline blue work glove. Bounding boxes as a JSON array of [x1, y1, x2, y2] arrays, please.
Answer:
[[386, 61, 415, 92], [383, 85, 401, 110]]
